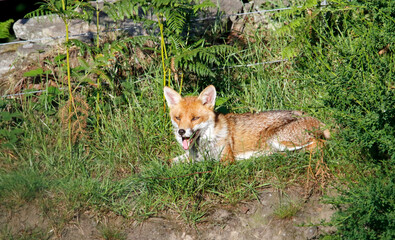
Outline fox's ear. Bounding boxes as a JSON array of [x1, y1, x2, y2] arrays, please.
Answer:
[[198, 85, 216, 109], [164, 87, 182, 108]]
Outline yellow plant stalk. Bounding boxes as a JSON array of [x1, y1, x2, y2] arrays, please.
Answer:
[[179, 73, 183, 94], [61, 0, 74, 150], [158, 16, 169, 111], [96, 2, 100, 49], [168, 69, 171, 87], [96, 1, 101, 133]]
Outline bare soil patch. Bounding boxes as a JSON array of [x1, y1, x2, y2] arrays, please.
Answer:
[[0, 186, 336, 239]]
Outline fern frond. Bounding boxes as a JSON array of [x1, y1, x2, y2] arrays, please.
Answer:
[[305, 0, 318, 8], [24, 0, 94, 22], [24, 8, 53, 19], [166, 8, 187, 35], [173, 44, 234, 77], [103, 0, 147, 22], [167, 35, 186, 52], [0, 19, 14, 39], [193, 0, 216, 14]]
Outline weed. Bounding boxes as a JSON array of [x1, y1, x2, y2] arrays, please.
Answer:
[[98, 224, 126, 240], [273, 200, 302, 219], [59, 94, 90, 144], [0, 99, 23, 149]]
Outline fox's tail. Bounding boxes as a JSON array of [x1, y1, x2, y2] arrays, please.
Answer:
[[323, 128, 331, 140], [317, 121, 331, 140]]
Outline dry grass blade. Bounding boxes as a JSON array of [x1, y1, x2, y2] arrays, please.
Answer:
[[59, 95, 90, 144]]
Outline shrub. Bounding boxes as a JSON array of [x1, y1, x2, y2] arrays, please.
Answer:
[[329, 174, 395, 239], [289, 0, 395, 161]]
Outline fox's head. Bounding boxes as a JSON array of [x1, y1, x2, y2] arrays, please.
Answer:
[[164, 85, 217, 150]]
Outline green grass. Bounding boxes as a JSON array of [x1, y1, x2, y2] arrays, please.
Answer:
[[273, 200, 302, 219], [98, 224, 126, 240], [0, 226, 50, 240], [0, 169, 48, 205]]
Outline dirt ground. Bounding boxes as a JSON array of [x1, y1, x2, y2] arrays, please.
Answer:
[[0, 187, 336, 240]]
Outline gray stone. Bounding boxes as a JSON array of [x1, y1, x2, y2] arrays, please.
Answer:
[[0, 43, 20, 76], [0, 41, 47, 78], [306, 226, 319, 239], [13, 15, 97, 44], [217, 0, 244, 15]]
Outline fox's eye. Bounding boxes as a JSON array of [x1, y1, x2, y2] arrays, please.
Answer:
[[175, 116, 181, 121], [192, 117, 200, 121]]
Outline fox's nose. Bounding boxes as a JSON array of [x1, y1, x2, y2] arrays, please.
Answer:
[[178, 129, 186, 136]]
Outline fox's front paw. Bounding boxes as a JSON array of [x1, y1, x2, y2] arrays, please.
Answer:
[[171, 153, 190, 164]]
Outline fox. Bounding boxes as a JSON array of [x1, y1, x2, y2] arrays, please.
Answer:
[[164, 85, 330, 164]]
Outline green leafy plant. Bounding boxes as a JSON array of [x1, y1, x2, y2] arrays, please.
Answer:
[[327, 174, 395, 239], [274, 0, 320, 58], [25, 0, 94, 151], [0, 100, 23, 149], [280, 0, 395, 161]]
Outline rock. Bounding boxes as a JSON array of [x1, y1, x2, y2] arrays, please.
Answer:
[[0, 41, 46, 79], [0, 43, 20, 77], [13, 15, 96, 45], [12, 12, 156, 45], [306, 226, 319, 239], [217, 0, 244, 16], [3, 5, 157, 82]]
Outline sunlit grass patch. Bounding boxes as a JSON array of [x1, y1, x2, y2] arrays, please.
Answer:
[[273, 200, 302, 219], [127, 151, 323, 223]]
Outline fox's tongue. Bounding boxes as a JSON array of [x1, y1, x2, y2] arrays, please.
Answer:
[[182, 139, 190, 150]]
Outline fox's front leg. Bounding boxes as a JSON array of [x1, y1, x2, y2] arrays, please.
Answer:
[[172, 152, 190, 164], [220, 143, 235, 165]]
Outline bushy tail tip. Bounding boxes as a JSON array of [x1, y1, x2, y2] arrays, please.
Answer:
[[323, 129, 331, 140]]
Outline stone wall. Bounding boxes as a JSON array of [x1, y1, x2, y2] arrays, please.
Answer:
[[0, 0, 282, 86]]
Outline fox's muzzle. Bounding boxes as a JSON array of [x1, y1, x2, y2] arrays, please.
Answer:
[[178, 129, 200, 150]]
